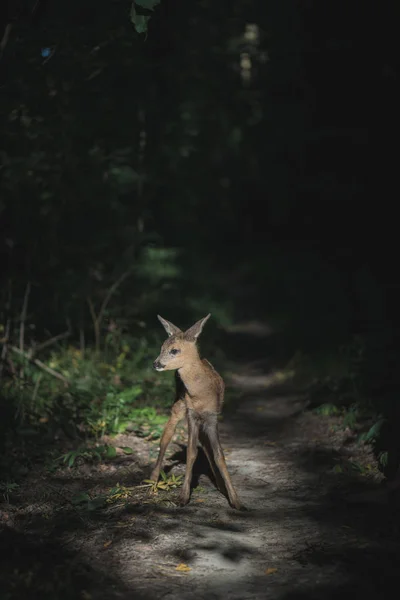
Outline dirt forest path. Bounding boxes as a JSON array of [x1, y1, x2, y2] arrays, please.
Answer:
[[1, 328, 400, 600]]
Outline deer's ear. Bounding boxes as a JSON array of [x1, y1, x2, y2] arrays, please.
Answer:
[[184, 314, 211, 342], [157, 315, 182, 337]]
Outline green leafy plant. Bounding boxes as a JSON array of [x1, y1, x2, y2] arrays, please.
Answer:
[[0, 481, 19, 502], [378, 451, 389, 468], [142, 470, 183, 494], [130, 0, 161, 34], [106, 483, 132, 504], [342, 404, 359, 429], [313, 403, 340, 416], [358, 418, 386, 444], [58, 444, 133, 468]]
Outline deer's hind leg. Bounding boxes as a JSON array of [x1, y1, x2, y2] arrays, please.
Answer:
[[202, 413, 243, 510], [199, 427, 225, 492], [150, 399, 186, 482]]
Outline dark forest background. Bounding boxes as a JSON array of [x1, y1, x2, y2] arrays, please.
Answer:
[[1, 0, 399, 482]]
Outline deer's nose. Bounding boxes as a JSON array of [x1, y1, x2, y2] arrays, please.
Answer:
[[153, 360, 164, 370]]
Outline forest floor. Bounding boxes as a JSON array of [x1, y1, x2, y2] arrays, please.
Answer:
[[1, 324, 400, 600]]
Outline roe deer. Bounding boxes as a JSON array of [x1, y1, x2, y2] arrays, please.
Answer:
[[151, 314, 242, 510]]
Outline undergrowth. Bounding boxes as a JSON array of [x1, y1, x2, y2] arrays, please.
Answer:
[[0, 331, 173, 482], [282, 335, 394, 474]]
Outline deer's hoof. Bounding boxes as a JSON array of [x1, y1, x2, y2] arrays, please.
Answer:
[[178, 491, 190, 506], [149, 471, 159, 483], [230, 497, 245, 511]]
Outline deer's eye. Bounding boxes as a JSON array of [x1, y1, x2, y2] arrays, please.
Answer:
[[169, 348, 180, 356]]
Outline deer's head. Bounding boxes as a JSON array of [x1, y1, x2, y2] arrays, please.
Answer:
[[153, 314, 211, 371]]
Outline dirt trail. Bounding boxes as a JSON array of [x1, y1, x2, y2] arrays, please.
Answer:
[[2, 331, 400, 600]]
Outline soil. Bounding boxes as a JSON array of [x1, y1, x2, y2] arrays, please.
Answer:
[[1, 326, 400, 600]]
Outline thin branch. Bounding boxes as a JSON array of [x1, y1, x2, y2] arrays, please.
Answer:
[[0, 318, 11, 378], [87, 268, 133, 353], [98, 269, 133, 328], [19, 282, 31, 353], [79, 327, 85, 357], [0, 23, 12, 59], [0, 281, 12, 376], [33, 330, 71, 355], [19, 282, 31, 380], [87, 296, 100, 353], [31, 373, 43, 408], [10, 345, 69, 385]]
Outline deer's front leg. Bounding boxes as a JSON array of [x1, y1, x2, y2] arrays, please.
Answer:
[[150, 399, 186, 482], [179, 409, 200, 506]]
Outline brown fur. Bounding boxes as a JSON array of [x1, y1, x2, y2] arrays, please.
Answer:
[[151, 315, 242, 509]]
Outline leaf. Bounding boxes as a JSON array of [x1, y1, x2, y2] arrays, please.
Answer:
[[105, 445, 117, 459], [71, 492, 90, 505], [120, 446, 134, 455], [333, 464, 343, 474], [103, 540, 113, 549], [265, 568, 278, 575], [194, 498, 205, 503], [130, 6, 151, 35], [175, 563, 191, 572], [68, 452, 78, 468], [5, 483, 19, 491], [358, 418, 385, 443], [87, 68, 103, 81], [379, 451, 388, 467]]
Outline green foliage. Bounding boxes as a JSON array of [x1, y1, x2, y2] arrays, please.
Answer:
[[358, 418, 386, 444], [313, 403, 340, 417], [0, 481, 19, 502], [58, 444, 133, 468], [1, 333, 173, 454], [130, 0, 161, 34], [71, 483, 132, 513], [378, 451, 389, 468], [342, 405, 359, 430], [300, 337, 397, 469], [106, 483, 132, 504], [143, 470, 183, 493], [332, 461, 376, 477], [137, 247, 181, 284]]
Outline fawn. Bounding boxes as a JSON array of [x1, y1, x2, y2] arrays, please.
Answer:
[[151, 314, 242, 510]]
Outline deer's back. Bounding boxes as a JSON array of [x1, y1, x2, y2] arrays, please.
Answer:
[[191, 358, 224, 414], [201, 358, 224, 397]]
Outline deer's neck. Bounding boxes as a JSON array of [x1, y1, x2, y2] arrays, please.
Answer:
[[178, 355, 206, 397]]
